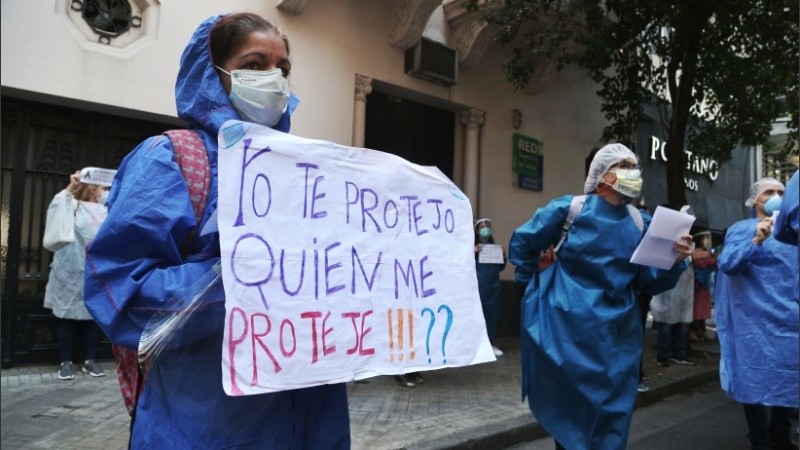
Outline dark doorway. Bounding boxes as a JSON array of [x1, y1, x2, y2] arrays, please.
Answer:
[[364, 91, 455, 179], [1, 97, 171, 367]]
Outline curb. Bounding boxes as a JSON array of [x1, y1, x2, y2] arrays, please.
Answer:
[[419, 363, 720, 450], [635, 364, 720, 408]]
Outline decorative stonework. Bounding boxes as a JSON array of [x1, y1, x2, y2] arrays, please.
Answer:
[[354, 74, 373, 101], [276, 0, 311, 14], [389, 0, 443, 50], [460, 108, 485, 128], [444, 0, 492, 70], [451, 19, 493, 70], [58, 0, 159, 53]]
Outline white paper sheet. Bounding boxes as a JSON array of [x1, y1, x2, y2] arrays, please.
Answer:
[[630, 206, 695, 270], [478, 244, 504, 264]]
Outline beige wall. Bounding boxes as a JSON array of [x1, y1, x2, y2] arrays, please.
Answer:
[[1, 0, 610, 279]]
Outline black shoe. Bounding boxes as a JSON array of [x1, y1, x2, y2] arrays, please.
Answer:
[[408, 372, 425, 384], [656, 357, 669, 367], [58, 361, 75, 380], [394, 375, 415, 388]]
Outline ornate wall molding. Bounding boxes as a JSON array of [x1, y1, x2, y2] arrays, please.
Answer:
[[444, 0, 491, 70], [389, 0, 442, 50], [460, 108, 486, 128], [58, 0, 159, 52], [451, 19, 492, 70], [354, 74, 373, 101], [276, 0, 311, 14]]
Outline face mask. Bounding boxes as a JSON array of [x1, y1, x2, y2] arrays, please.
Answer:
[[608, 169, 643, 199], [479, 228, 492, 239], [217, 67, 289, 127], [97, 190, 109, 205], [763, 194, 782, 216]]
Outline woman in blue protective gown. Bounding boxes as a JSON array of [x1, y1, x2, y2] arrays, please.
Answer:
[[473, 218, 507, 357], [83, 13, 350, 449], [714, 177, 798, 450], [509, 143, 692, 450]]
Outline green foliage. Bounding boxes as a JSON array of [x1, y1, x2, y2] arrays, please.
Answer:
[[464, 0, 799, 163]]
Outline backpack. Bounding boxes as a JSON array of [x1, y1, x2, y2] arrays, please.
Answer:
[[112, 129, 210, 417], [537, 194, 645, 270]]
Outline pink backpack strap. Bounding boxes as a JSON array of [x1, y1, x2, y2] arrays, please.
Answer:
[[112, 129, 210, 417], [165, 129, 210, 256]]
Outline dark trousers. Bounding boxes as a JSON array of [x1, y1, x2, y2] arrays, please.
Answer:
[[656, 322, 688, 360], [742, 403, 795, 449], [57, 319, 101, 363], [637, 293, 652, 381]]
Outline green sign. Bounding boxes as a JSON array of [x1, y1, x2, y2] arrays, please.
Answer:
[[512, 133, 542, 178]]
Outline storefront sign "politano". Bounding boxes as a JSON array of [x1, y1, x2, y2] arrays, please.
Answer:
[[650, 136, 719, 191]]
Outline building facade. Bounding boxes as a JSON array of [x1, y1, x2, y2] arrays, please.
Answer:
[[0, 0, 763, 365]]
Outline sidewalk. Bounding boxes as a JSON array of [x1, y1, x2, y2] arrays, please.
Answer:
[[1, 325, 720, 450]]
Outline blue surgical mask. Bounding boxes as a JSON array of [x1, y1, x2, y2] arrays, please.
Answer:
[[479, 228, 492, 239], [764, 194, 782, 216]]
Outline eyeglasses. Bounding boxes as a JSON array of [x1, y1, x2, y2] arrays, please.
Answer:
[[611, 161, 639, 170]]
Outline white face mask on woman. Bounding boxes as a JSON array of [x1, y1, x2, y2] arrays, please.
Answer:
[[216, 67, 289, 127], [96, 189, 109, 205], [607, 168, 643, 199]]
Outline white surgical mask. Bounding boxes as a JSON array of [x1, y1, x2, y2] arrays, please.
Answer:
[[217, 66, 289, 127], [97, 190, 109, 205], [608, 169, 643, 199]]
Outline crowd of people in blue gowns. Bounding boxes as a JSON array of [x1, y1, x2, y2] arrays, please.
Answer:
[[44, 7, 797, 449]]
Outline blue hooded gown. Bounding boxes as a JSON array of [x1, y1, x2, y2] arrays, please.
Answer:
[[509, 194, 685, 450], [714, 217, 799, 407], [84, 15, 350, 449]]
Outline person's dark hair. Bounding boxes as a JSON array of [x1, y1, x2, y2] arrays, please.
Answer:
[[210, 13, 290, 66]]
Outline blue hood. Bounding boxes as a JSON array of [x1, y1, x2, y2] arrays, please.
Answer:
[[175, 14, 297, 134]]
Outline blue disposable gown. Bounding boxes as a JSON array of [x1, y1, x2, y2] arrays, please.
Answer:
[[775, 169, 799, 247], [83, 15, 350, 449], [714, 218, 799, 407], [475, 246, 506, 342], [774, 169, 799, 300], [509, 195, 686, 450]]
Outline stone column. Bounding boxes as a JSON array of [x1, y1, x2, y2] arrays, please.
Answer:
[[460, 108, 485, 215], [352, 74, 373, 147]]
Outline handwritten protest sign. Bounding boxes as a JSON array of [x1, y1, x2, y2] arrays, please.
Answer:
[[217, 120, 494, 395]]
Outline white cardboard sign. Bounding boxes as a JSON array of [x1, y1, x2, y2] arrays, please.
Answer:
[[217, 120, 494, 395], [80, 167, 117, 187]]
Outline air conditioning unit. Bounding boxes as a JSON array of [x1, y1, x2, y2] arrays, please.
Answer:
[[404, 37, 458, 86]]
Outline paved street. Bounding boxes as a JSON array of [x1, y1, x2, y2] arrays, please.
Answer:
[[2, 327, 721, 450]]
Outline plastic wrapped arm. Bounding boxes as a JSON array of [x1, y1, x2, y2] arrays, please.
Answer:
[[84, 136, 222, 350]]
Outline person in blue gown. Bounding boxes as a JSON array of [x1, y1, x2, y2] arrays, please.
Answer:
[[473, 218, 507, 357], [714, 177, 798, 450], [509, 143, 692, 450], [83, 13, 350, 449], [774, 169, 798, 302]]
